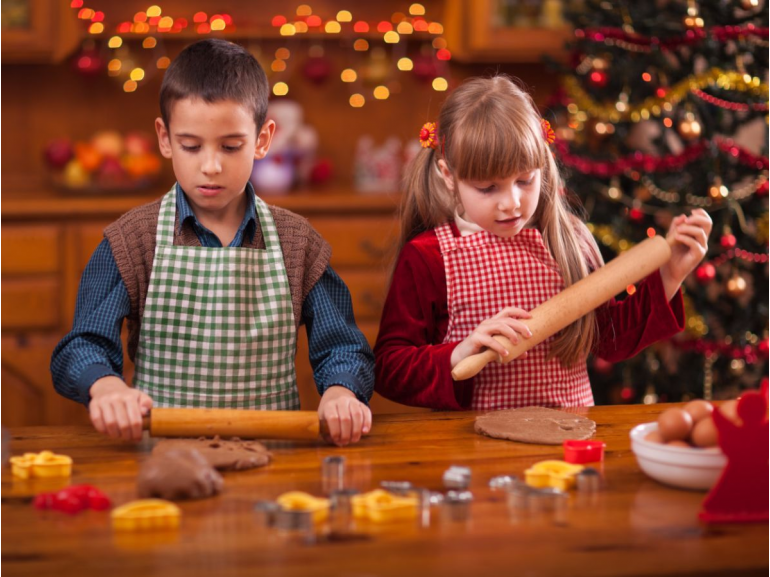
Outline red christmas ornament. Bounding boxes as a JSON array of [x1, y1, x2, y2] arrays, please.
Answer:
[[589, 70, 609, 87], [720, 234, 737, 249], [695, 262, 716, 284], [592, 357, 614, 375], [628, 207, 644, 222], [759, 339, 769, 358], [72, 46, 104, 77]]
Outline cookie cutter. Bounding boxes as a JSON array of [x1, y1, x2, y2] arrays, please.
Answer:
[[442, 465, 471, 490], [489, 475, 518, 490], [380, 481, 414, 496], [273, 508, 314, 533], [10, 451, 73, 479], [563, 440, 606, 464], [416, 489, 444, 527], [351, 489, 419, 523], [442, 490, 473, 522], [576, 467, 602, 492], [254, 500, 281, 527], [330, 488, 359, 531], [111, 499, 181, 531], [524, 460, 585, 491], [275, 491, 330, 524], [322, 456, 345, 494]]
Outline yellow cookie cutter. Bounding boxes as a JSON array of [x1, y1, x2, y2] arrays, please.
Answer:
[[111, 499, 181, 531], [351, 489, 419, 523], [275, 491, 330, 524], [524, 460, 585, 491], [10, 451, 73, 479]]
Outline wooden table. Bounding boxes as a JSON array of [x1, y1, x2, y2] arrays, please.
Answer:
[[2, 404, 767, 577]]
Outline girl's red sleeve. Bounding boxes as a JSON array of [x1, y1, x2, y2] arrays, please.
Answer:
[[592, 269, 685, 361], [374, 232, 474, 410]]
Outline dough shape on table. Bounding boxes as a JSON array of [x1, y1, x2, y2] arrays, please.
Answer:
[[474, 407, 596, 445], [137, 447, 223, 501], [152, 435, 272, 471]]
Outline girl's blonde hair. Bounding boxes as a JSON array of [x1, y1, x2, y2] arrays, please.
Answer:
[[399, 75, 604, 366]]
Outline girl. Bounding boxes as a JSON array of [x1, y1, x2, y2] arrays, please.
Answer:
[[374, 76, 711, 410]]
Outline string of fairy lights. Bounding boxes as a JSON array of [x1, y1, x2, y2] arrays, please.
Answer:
[[68, 2, 451, 106]]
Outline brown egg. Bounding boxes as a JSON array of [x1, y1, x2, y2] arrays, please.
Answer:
[[666, 440, 692, 448], [645, 430, 664, 444], [657, 408, 693, 442], [683, 399, 714, 423], [718, 400, 742, 424], [691, 415, 718, 447]]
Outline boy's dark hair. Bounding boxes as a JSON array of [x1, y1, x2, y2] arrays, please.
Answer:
[[159, 39, 269, 131]]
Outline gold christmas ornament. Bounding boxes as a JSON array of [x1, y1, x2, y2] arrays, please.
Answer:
[[678, 111, 702, 139], [708, 177, 729, 202], [726, 272, 748, 298]]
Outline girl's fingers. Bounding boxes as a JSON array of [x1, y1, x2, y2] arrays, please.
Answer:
[[676, 224, 709, 245], [498, 307, 532, 319], [675, 234, 701, 254], [478, 335, 510, 358], [504, 318, 532, 338]]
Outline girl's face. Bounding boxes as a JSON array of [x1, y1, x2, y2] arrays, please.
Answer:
[[439, 160, 542, 238]]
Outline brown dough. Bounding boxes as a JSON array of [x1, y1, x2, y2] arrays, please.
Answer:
[[137, 447, 223, 500], [153, 436, 272, 471], [474, 407, 596, 445]]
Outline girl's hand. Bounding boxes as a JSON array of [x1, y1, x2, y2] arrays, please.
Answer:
[[89, 376, 153, 442], [318, 386, 372, 447], [660, 209, 713, 301], [450, 306, 533, 369]]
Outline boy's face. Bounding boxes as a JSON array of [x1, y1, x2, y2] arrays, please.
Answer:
[[155, 98, 274, 215]]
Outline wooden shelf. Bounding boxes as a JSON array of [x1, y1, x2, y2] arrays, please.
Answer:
[[1, 185, 401, 220]]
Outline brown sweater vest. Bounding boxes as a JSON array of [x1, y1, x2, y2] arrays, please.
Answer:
[[104, 197, 331, 362]]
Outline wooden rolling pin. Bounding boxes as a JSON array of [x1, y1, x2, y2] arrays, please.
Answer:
[[141, 408, 328, 440], [451, 235, 674, 381]]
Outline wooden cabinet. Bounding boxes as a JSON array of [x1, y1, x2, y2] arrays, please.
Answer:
[[1, 0, 81, 63], [445, 0, 571, 63], [1, 189, 426, 426]]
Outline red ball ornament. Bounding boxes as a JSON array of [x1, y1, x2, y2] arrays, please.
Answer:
[[589, 70, 609, 88], [628, 207, 644, 222], [720, 234, 737, 249], [592, 357, 614, 375], [758, 339, 769, 358], [72, 47, 104, 77], [695, 263, 716, 284]]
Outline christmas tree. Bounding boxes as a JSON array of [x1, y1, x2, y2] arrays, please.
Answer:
[[549, 0, 768, 404]]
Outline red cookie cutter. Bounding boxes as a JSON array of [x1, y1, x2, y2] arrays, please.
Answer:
[[563, 440, 606, 464], [33, 484, 111, 515]]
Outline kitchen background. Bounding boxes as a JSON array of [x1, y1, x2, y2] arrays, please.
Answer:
[[2, 0, 767, 426]]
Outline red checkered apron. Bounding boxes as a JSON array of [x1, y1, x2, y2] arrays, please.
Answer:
[[435, 223, 594, 410]]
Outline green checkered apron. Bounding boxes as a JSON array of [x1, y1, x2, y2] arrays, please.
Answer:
[[133, 187, 300, 409]]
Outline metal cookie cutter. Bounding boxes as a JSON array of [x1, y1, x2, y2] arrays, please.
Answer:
[[442, 465, 471, 490], [380, 481, 414, 496], [254, 500, 281, 528], [442, 490, 473, 522], [489, 475, 518, 490], [273, 508, 314, 533], [111, 499, 181, 531], [322, 456, 346, 495], [417, 488, 444, 527], [576, 467, 602, 492]]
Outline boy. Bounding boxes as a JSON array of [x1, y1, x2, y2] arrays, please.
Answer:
[[51, 39, 374, 446]]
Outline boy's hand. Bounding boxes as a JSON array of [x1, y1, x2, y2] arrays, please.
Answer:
[[89, 376, 153, 442], [318, 386, 372, 447], [660, 209, 712, 301], [450, 306, 533, 368]]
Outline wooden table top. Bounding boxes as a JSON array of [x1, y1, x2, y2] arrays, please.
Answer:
[[2, 404, 767, 577]]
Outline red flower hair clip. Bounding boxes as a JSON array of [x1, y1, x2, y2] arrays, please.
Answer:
[[541, 119, 555, 145], [419, 122, 438, 149]]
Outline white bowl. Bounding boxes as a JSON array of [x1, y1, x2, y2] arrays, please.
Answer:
[[630, 422, 727, 491]]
